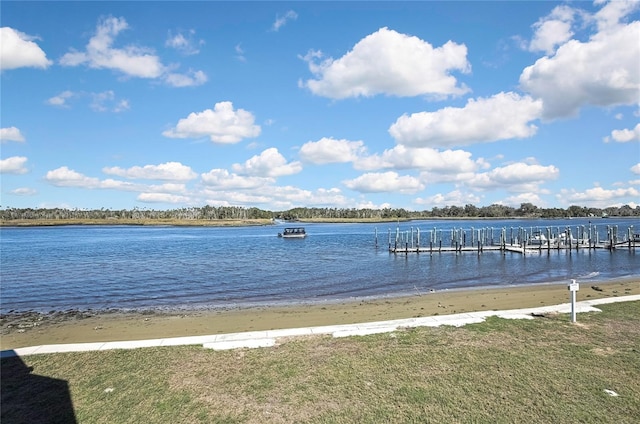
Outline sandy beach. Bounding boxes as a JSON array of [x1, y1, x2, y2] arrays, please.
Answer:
[[1, 278, 638, 350]]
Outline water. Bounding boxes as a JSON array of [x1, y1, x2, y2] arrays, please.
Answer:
[[1, 218, 638, 313]]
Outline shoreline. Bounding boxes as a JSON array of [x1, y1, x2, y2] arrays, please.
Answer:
[[2, 278, 638, 350], [3, 216, 635, 227]]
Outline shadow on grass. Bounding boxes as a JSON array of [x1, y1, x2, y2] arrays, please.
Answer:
[[1, 351, 77, 424]]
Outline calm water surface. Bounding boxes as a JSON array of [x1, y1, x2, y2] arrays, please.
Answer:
[[1, 218, 638, 313]]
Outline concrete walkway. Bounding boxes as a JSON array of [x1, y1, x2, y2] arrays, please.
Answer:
[[2, 295, 639, 358]]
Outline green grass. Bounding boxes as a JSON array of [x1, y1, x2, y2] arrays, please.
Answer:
[[2, 301, 639, 423]]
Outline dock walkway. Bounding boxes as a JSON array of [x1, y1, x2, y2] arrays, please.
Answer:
[[382, 223, 639, 255]]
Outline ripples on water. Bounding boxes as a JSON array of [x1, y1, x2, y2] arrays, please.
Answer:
[[0, 218, 638, 313]]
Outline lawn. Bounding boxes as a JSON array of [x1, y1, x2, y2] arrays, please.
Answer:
[[2, 301, 639, 423]]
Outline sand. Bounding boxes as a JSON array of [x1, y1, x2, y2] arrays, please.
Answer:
[[1, 279, 638, 350]]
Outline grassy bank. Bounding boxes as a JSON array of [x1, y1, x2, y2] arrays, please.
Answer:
[[2, 300, 638, 423]]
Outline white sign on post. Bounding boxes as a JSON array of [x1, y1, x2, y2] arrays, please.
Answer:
[[568, 279, 579, 322]]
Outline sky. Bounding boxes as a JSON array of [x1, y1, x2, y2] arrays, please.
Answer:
[[1, 1, 639, 212]]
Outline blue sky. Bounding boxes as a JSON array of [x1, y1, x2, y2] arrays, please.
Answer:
[[1, 1, 639, 211]]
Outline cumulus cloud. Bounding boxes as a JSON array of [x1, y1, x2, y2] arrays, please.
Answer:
[[415, 190, 481, 208], [59, 16, 206, 87], [559, 186, 639, 207], [631, 163, 640, 174], [593, 0, 640, 33], [354, 145, 485, 173], [343, 171, 424, 194], [299, 137, 366, 164], [528, 5, 576, 54], [604, 123, 640, 143], [0, 156, 29, 174], [520, 16, 640, 119], [389, 92, 542, 148], [272, 10, 298, 31], [301, 27, 470, 99], [102, 162, 197, 181], [502, 193, 545, 208], [45, 166, 102, 188], [466, 162, 560, 192], [44, 167, 148, 192], [232, 148, 302, 177], [0, 27, 52, 70], [200, 169, 274, 189], [137, 192, 191, 204], [163, 101, 261, 144], [0, 127, 25, 142]]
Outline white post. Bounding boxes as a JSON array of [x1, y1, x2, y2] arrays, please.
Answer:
[[568, 279, 579, 323]]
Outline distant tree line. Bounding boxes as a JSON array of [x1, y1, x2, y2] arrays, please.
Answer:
[[1, 203, 638, 222]]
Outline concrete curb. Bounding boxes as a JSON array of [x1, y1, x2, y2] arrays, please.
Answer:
[[2, 295, 638, 357]]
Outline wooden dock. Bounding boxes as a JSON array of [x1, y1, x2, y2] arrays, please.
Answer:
[[378, 224, 639, 255]]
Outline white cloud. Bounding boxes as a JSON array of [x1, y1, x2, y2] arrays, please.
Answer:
[[272, 10, 298, 32], [354, 145, 485, 173], [466, 162, 560, 192], [343, 171, 424, 194], [60, 16, 164, 77], [197, 184, 350, 210], [604, 123, 640, 143], [299, 137, 366, 164], [137, 192, 191, 204], [165, 29, 203, 55], [59, 16, 206, 87], [593, 0, 640, 33], [631, 163, 640, 174], [389, 92, 542, 148], [520, 20, 640, 119], [44, 168, 153, 193], [559, 186, 639, 207], [263, 186, 348, 208], [47, 91, 76, 107], [102, 162, 197, 181], [200, 169, 274, 189], [163, 70, 207, 87], [234, 43, 246, 62], [47, 90, 129, 112], [163, 101, 261, 144], [502, 193, 545, 208], [146, 183, 186, 193], [232, 148, 302, 177], [0, 27, 52, 70], [301, 27, 470, 99], [90, 90, 130, 112], [45, 166, 101, 187], [0, 156, 28, 174], [0, 127, 25, 142], [415, 190, 481, 208], [528, 5, 576, 54], [10, 187, 37, 196]]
